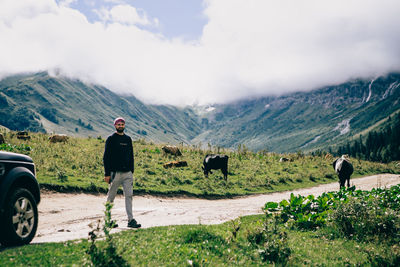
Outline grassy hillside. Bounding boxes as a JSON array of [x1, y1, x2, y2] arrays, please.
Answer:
[[335, 111, 400, 163], [0, 72, 201, 143], [1, 130, 399, 265], [197, 73, 400, 152], [1, 72, 400, 153], [1, 131, 398, 197]]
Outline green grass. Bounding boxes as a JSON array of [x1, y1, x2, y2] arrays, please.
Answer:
[[1, 131, 399, 197], [1, 132, 399, 265], [2, 185, 400, 266], [1, 215, 397, 266]]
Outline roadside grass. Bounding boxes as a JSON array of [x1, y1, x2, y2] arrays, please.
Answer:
[[2, 185, 399, 266], [0, 215, 397, 266], [1, 131, 399, 197]]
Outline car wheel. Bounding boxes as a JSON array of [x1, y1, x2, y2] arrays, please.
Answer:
[[0, 188, 38, 246]]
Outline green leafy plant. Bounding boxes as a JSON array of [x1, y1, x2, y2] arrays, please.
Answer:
[[329, 197, 400, 243], [56, 167, 68, 182], [0, 143, 31, 153], [86, 202, 129, 267], [264, 185, 400, 244], [365, 245, 400, 267], [266, 193, 327, 230], [249, 213, 291, 265], [228, 218, 241, 242]]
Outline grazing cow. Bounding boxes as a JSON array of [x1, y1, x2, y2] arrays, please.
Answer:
[[17, 131, 31, 140], [0, 133, 4, 144], [49, 134, 69, 143], [202, 154, 229, 180], [162, 145, 182, 156], [279, 157, 290, 162], [163, 160, 188, 169], [332, 155, 354, 189]]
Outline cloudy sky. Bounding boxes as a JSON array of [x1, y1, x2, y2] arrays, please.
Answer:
[[1, 0, 400, 105]]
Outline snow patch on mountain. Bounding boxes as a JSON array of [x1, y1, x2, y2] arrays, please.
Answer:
[[193, 105, 216, 116], [334, 119, 351, 135], [383, 82, 400, 99], [301, 135, 321, 148]]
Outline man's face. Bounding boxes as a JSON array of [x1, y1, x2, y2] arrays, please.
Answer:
[[115, 122, 125, 133]]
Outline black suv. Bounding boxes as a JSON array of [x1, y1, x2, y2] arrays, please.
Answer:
[[0, 151, 40, 246]]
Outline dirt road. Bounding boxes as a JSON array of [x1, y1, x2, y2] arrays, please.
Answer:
[[33, 174, 400, 243]]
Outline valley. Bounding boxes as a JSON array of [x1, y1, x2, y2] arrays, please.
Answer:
[[1, 72, 400, 152]]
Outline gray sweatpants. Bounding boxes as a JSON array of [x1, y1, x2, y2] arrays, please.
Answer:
[[106, 171, 133, 221]]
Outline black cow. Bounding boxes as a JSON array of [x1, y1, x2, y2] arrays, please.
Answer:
[[332, 155, 354, 189], [202, 154, 229, 180]]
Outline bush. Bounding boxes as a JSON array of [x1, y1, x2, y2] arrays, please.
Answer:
[[56, 168, 68, 182], [266, 194, 327, 230], [248, 213, 291, 265], [0, 143, 31, 153], [329, 197, 400, 243], [39, 107, 59, 123], [365, 245, 400, 267], [86, 202, 129, 266]]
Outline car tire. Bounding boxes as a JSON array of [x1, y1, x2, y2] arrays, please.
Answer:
[[0, 188, 38, 246]]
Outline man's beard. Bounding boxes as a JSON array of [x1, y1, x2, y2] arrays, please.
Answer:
[[116, 128, 124, 133]]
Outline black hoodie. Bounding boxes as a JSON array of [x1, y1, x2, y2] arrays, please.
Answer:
[[103, 133, 134, 176]]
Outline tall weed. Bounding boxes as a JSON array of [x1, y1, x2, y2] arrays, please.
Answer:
[[86, 202, 129, 267]]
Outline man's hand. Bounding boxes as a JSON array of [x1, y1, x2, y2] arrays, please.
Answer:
[[104, 176, 111, 184]]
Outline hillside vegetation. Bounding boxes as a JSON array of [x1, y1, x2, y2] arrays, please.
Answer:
[[1, 131, 399, 197], [1, 72, 400, 153], [336, 111, 400, 163], [198, 73, 400, 152], [0, 72, 200, 144], [1, 131, 399, 265]]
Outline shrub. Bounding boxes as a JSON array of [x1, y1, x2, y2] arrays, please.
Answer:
[[56, 168, 68, 182], [86, 202, 129, 266], [329, 197, 400, 243], [365, 245, 400, 266], [325, 173, 334, 179], [268, 194, 327, 230], [248, 214, 291, 265], [0, 143, 31, 153], [278, 177, 287, 184]]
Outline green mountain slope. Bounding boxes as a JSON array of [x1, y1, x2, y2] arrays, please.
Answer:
[[194, 73, 400, 152], [0, 72, 201, 143], [1, 72, 399, 152]]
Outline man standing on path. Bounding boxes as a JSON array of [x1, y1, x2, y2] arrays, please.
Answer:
[[103, 117, 141, 228]]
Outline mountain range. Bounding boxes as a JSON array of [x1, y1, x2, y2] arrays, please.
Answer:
[[1, 72, 399, 152]]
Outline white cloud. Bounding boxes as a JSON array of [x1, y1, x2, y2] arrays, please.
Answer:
[[58, 0, 78, 8], [0, 0, 400, 105], [95, 4, 157, 26], [200, 0, 400, 98]]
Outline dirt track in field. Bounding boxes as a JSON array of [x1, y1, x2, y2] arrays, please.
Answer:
[[33, 174, 400, 243]]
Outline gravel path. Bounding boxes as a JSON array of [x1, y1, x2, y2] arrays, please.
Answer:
[[33, 174, 400, 243]]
